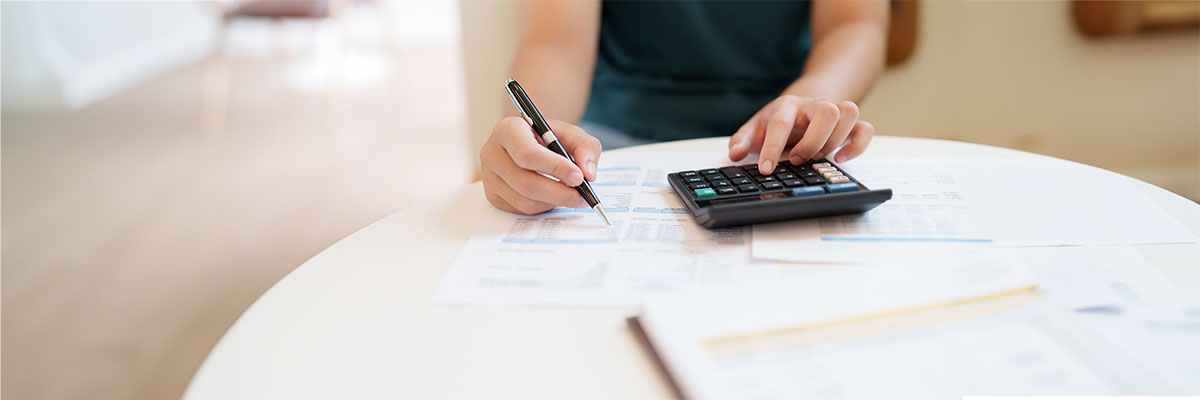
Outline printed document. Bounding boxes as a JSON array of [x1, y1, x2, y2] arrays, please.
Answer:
[[753, 158, 1197, 263], [433, 151, 775, 307], [633, 254, 1199, 399]]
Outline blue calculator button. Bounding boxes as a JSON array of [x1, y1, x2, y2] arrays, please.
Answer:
[[693, 188, 717, 198], [826, 182, 860, 193], [791, 186, 825, 197]]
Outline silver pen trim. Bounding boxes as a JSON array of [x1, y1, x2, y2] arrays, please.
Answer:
[[593, 204, 612, 226]]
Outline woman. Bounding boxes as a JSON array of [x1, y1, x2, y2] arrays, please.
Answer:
[[481, 0, 888, 215]]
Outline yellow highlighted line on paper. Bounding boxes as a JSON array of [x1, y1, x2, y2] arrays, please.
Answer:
[[702, 284, 1039, 347]]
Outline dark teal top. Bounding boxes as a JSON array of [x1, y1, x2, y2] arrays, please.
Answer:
[[582, 0, 812, 142]]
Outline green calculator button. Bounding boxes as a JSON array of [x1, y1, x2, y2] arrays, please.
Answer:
[[693, 188, 717, 198]]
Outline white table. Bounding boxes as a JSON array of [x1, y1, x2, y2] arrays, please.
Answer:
[[184, 137, 1200, 399]]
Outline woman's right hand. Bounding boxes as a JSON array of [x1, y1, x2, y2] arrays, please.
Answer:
[[480, 116, 603, 215]]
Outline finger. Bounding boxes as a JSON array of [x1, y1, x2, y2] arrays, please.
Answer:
[[788, 100, 840, 164], [483, 169, 558, 215], [495, 117, 584, 186], [834, 120, 875, 163], [727, 114, 762, 162], [812, 101, 859, 163], [492, 148, 589, 208], [549, 121, 603, 181], [482, 171, 520, 214], [758, 98, 800, 175]]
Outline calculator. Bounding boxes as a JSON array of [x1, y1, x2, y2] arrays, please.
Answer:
[[667, 159, 892, 228]]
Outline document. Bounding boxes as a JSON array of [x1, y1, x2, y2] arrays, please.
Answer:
[[632, 257, 1199, 399], [996, 246, 1187, 310], [433, 152, 777, 307], [753, 158, 1197, 263]]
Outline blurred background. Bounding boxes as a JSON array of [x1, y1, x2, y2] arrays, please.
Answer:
[[2, 1, 1196, 399]]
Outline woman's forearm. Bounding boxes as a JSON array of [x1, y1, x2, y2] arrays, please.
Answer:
[[784, 3, 889, 102], [506, 45, 596, 122], [503, 1, 601, 123]]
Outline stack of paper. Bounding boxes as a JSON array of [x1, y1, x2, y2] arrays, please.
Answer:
[[432, 151, 1199, 398], [631, 252, 1200, 399]]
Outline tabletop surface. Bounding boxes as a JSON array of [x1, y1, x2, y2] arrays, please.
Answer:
[[184, 136, 1200, 399]]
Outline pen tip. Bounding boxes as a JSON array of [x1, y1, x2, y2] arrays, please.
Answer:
[[595, 204, 612, 225]]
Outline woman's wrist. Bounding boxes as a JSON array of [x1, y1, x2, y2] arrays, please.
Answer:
[[781, 78, 847, 103]]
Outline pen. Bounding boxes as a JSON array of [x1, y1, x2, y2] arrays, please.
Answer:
[[504, 78, 611, 225]]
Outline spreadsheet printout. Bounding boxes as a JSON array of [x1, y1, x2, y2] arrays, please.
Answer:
[[753, 158, 1197, 263], [433, 152, 776, 307]]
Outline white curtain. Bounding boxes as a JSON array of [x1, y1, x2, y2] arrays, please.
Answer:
[[1, 1, 219, 111]]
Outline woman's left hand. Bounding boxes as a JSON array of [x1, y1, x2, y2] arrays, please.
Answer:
[[727, 94, 875, 175]]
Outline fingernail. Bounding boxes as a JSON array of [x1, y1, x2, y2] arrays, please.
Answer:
[[568, 170, 584, 186], [587, 160, 597, 179], [760, 160, 774, 174], [835, 154, 847, 163], [814, 152, 825, 160]]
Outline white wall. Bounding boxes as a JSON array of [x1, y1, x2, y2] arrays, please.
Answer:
[[1, 2, 219, 111], [459, 0, 520, 173], [861, 1, 1199, 199]]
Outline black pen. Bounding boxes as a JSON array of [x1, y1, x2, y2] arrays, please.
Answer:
[[504, 78, 611, 225]]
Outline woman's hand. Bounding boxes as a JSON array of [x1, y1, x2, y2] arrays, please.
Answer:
[[480, 116, 603, 215], [727, 95, 875, 175]]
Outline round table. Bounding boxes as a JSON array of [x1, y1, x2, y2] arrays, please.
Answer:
[[184, 137, 1200, 399]]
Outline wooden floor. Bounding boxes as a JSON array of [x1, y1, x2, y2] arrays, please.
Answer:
[[1, 33, 473, 399]]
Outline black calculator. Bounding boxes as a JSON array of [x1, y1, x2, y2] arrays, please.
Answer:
[[667, 159, 892, 228]]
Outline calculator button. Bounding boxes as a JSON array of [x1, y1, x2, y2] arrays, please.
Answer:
[[704, 174, 724, 181], [791, 186, 826, 197], [776, 172, 797, 180], [783, 178, 805, 187], [761, 181, 783, 190], [817, 167, 838, 174], [804, 177, 826, 185], [826, 182, 859, 193], [700, 168, 720, 175], [685, 176, 704, 183], [711, 180, 732, 187], [828, 176, 851, 184], [732, 177, 752, 185], [822, 171, 844, 179], [812, 162, 832, 169], [693, 188, 717, 198], [799, 170, 819, 178], [720, 167, 746, 178], [737, 184, 760, 192], [689, 182, 711, 189], [755, 176, 777, 183], [680, 171, 699, 177], [716, 186, 738, 195], [742, 165, 763, 175]]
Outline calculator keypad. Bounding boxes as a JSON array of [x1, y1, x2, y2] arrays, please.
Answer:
[[676, 159, 860, 201]]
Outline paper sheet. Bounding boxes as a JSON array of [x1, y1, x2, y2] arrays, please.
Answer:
[[753, 158, 1197, 263], [433, 152, 777, 307], [636, 250, 1199, 399], [997, 247, 1186, 310]]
